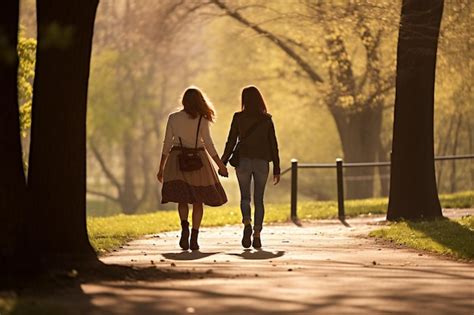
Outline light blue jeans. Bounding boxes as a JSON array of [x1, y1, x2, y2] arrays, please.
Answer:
[[236, 158, 269, 232]]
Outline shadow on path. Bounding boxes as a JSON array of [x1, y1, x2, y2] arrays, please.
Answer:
[[228, 249, 285, 260], [162, 251, 219, 261]]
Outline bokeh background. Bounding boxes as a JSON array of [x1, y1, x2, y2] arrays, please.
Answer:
[[17, 0, 473, 216]]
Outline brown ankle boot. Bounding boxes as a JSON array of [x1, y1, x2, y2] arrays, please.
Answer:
[[179, 220, 190, 250], [190, 228, 200, 251]]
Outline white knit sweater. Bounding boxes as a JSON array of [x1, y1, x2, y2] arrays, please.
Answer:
[[161, 110, 218, 156]]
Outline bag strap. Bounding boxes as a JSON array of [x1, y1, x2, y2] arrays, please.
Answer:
[[240, 116, 268, 142], [194, 115, 203, 149]]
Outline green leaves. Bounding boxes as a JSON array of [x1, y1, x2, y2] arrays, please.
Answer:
[[17, 30, 36, 138]]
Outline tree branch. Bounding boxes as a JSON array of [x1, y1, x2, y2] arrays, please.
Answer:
[[210, 0, 324, 83], [86, 189, 120, 203], [89, 141, 123, 195]]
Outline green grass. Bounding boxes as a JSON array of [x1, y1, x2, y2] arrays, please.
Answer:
[[0, 296, 66, 315], [87, 190, 474, 253], [369, 216, 474, 260]]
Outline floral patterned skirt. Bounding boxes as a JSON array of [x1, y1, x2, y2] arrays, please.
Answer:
[[161, 149, 227, 207]]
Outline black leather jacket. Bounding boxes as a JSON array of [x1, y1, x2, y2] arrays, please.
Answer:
[[222, 111, 280, 175]]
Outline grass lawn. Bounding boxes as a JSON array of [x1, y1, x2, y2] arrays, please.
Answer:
[[0, 296, 67, 315], [369, 216, 474, 260], [88, 190, 473, 253]]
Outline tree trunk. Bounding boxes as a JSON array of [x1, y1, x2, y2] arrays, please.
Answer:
[[331, 105, 383, 199], [387, 0, 444, 220], [120, 132, 140, 214], [436, 111, 455, 192], [450, 114, 462, 193], [0, 1, 28, 269], [377, 137, 390, 197], [28, 0, 99, 264]]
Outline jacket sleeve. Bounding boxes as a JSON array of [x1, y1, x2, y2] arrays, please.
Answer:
[[268, 118, 280, 175], [221, 113, 239, 164], [161, 115, 174, 156], [201, 119, 218, 156]]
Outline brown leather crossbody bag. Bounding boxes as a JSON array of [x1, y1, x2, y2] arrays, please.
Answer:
[[178, 115, 204, 172]]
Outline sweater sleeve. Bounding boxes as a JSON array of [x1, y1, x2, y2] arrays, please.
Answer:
[[161, 115, 174, 156], [201, 119, 218, 157], [268, 118, 280, 175], [221, 113, 239, 164]]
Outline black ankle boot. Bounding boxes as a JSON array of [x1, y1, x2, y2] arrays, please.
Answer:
[[190, 228, 200, 251], [242, 224, 252, 248], [252, 235, 262, 249], [179, 220, 190, 250]]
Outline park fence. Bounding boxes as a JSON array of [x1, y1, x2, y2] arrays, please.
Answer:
[[280, 154, 474, 221]]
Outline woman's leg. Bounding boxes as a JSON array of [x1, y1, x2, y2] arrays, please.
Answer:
[[252, 160, 269, 247], [192, 203, 203, 230], [178, 202, 189, 221], [190, 203, 203, 250], [236, 159, 253, 248], [236, 159, 252, 224], [178, 203, 190, 250]]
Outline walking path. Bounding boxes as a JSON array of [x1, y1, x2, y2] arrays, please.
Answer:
[[81, 209, 473, 315]]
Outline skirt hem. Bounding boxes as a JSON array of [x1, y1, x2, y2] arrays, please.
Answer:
[[161, 179, 227, 207]]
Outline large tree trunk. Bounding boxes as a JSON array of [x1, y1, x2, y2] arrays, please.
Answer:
[[0, 1, 27, 269], [387, 0, 444, 220], [120, 132, 140, 214], [332, 106, 383, 199], [28, 0, 99, 265]]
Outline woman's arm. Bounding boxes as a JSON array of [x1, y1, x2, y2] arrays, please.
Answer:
[[156, 154, 167, 183], [201, 119, 218, 156], [269, 118, 281, 184], [221, 113, 239, 164], [201, 119, 228, 177], [157, 116, 173, 182], [211, 154, 228, 177]]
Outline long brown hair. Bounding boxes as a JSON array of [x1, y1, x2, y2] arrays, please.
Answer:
[[182, 87, 216, 122], [241, 85, 267, 114]]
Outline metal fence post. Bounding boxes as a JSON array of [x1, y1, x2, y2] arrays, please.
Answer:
[[291, 159, 298, 220], [336, 158, 345, 219]]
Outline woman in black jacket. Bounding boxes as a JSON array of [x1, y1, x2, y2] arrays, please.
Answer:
[[221, 86, 280, 249]]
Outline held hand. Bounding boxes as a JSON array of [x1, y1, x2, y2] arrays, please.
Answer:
[[156, 170, 164, 183], [218, 166, 229, 177], [273, 174, 280, 185]]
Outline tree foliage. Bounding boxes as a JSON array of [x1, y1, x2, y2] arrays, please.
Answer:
[[17, 30, 36, 138]]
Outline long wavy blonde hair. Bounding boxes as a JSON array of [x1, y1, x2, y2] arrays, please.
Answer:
[[182, 87, 216, 122]]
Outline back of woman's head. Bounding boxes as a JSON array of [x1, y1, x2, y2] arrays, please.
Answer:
[[241, 85, 267, 115], [182, 87, 215, 122]]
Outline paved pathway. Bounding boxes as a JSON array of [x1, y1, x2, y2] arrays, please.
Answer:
[[77, 209, 474, 315]]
